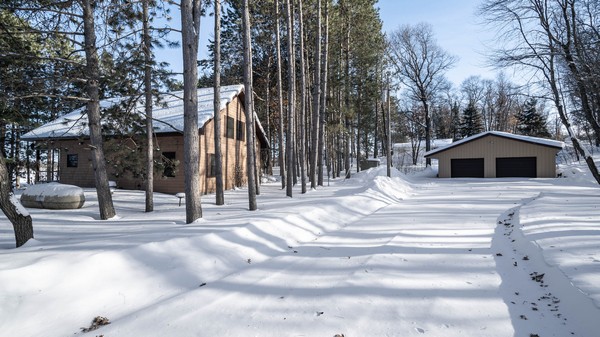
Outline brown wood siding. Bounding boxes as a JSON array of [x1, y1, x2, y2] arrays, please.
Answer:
[[429, 135, 560, 178], [56, 139, 96, 187], [54, 95, 264, 195]]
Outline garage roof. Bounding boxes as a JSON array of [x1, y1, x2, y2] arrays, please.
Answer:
[[424, 131, 564, 157]]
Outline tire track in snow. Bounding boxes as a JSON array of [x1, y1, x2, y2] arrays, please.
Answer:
[[492, 194, 600, 337]]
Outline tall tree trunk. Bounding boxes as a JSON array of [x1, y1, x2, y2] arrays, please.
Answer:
[[0, 152, 33, 248], [317, 0, 329, 186], [343, 2, 351, 177], [242, 0, 258, 210], [82, 0, 116, 220], [298, 0, 307, 194], [265, 56, 273, 175], [546, 45, 600, 184], [181, 0, 203, 222], [423, 97, 431, 166], [356, 89, 362, 173], [214, 0, 224, 206], [386, 76, 392, 177], [284, 0, 296, 197], [142, 0, 154, 213], [309, 0, 321, 189], [274, 0, 286, 189]]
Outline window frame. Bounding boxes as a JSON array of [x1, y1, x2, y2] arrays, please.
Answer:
[[225, 116, 235, 139], [207, 153, 216, 177], [66, 154, 78, 168], [236, 120, 245, 141], [162, 151, 177, 178]]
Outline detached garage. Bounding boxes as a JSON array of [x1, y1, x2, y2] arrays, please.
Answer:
[[425, 131, 563, 178]]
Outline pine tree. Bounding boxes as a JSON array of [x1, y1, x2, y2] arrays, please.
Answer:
[[451, 102, 461, 140], [460, 101, 484, 138], [516, 98, 551, 138], [242, 0, 257, 210], [181, 0, 203, 223], [214, 0, 224, 206]]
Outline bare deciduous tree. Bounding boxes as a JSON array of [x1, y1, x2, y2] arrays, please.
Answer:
[[479, 0, 600, 184], [387, 23, 457, 166]]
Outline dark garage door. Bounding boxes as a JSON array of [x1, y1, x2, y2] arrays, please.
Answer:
[[451, 158, 484, 178], [496, 157, 537, 178]]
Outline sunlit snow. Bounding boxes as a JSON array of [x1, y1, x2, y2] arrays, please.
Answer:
[[1, 161, 599, 337]]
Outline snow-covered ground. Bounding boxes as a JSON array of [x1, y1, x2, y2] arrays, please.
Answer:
[[1, 161, 599, 337]]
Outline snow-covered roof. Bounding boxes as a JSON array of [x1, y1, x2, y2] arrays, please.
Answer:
[[424, 131, 564, 157], [394, 138, 453, 150], [22, 84, 244, 141]]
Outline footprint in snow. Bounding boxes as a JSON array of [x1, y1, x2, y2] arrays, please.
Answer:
[[415, 327, 425, 333]]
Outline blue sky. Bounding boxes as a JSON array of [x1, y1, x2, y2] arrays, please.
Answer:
[[155, 0, 497, 87], [376, 0, 497, 85]]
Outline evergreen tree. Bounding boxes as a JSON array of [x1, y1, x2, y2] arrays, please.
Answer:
[[460, 101, 484, 138], [214, 0, 224, 206], [181, 0, 204, 223], [242, 0, 257, 210], [516, 98, 551, 138], [451, 102, 461, 140]]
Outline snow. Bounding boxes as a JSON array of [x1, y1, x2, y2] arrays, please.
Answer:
[[394, 138, 453, 150], [21, 182, 84, 199], [9, 193, 29, 217], [1, 159, 599, 337], [21, 85, 244, 140]]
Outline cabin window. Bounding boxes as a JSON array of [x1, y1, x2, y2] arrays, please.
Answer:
[[67, 154, 78, 168], [162, 152, 177, 177], [225, 116, 235, 139], [237, 120, 245, 141], [207, 154, 216, 177]]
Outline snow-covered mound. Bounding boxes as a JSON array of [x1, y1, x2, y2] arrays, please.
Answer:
[[20, 182, 85, 209]]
